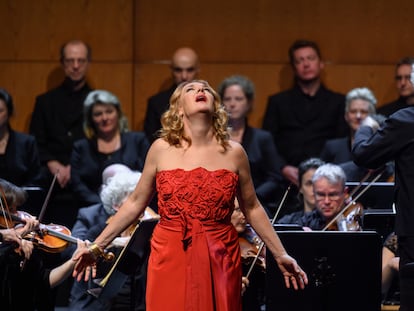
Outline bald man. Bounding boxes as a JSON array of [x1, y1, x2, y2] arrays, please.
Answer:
[[144, 47, 200, 142]]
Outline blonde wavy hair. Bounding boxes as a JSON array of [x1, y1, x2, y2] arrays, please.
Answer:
[[158, 80, 230, 150]]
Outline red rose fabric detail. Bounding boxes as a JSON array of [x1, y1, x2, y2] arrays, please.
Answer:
[[156, 167, 238, 221]]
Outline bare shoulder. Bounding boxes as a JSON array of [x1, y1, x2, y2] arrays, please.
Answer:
[[224, 141, 249, 173], [227, 140, 248, 160], [143, 138, 169, 166], [147, 138, 171, 155]]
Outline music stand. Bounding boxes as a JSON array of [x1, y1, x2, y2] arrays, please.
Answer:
[[266, 231, 382, 311], [273, 224, 304, 231], [363, 209, 396, 241], [88, 218, 158, 302], [345, 181, 394, 210]]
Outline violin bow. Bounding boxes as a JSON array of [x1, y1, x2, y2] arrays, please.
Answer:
[[20, 172, 59, 270], [37, 172, 59, 223], [245, 184, 292, 279], [346, 169, 373, 202], [321, 168, 385, 231], [0, 185, 13, 229]]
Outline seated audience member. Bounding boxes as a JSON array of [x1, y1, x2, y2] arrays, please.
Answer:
[[68, 166, 154, 311], [382, 232, 400, 304], [277, 158, 325, 224], [71, 90, 149, 207], [231, 199, 265, 311], [295, 163, 349, 230], [0, 178, 85, 311], [378, 57, 414, 116], [319, 87, 393, 181], [0, 88, 42, 186], [218, 75, 284, 214], [144, 47, 200, 143]]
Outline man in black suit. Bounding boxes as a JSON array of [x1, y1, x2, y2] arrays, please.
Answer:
[[377, 57, 414, 117], [29, 39, 92, 228], [143, 47, 200, 142], [262, 39, 348, 188], [352, 106, 414, 310]]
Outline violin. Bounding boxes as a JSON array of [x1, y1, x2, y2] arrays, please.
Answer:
[[106, 206, 160, 248], [322, 168, 385, 232], [0, 209, 77, 253], [324, 201, 364, 231], [239, 227, 266, 270], [243, 185, 292, 280]]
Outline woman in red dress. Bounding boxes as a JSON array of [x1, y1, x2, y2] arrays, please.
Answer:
[[73, 80, 308, 311]]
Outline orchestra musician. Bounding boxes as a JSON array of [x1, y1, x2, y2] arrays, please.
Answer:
[[289, 163, 353, 231], [382, 232, 400, 303], [0, 178, 86, 311], [231, 199, 265, 311], [67, 165, 150, 311], [277, 157, 325, 225]]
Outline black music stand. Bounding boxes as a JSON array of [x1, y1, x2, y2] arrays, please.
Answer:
[[266, 231, 382, 311], [273, 224, 304, 231], [345, 181, 394, 210], [88, 218, 158, 304], [363, 209, 396, 241]]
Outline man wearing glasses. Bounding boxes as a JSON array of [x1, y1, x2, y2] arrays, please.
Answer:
[[297, 163, 348, 231], [29, 39, 92, 228], [378, 57, 414, 117], [144, 47, 200, 143]]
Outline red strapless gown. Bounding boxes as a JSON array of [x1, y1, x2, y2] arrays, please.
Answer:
[[146, 167, 242, 311]]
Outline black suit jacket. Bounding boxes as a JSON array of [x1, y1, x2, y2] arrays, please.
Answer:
[[241, 126, 283, 208], [353, 107, 414, 236], [29, 81, 92, 167], [263, 84, 348, 166], [377, 97, 408, 117], [0, 129, 42, 186], [320, 137, 352, 164], [319, 137, 371, 181], [144, 85, 176, 142], [71, 132, 149, 206]]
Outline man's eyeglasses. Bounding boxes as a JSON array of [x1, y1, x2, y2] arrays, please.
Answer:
[[63, 58, 88, 66], [314, 192, 342, 201]]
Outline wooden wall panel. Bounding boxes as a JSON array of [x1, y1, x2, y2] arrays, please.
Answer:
[[134, 0, 414, 63], [0, 0, 134, 133], [0, 0, 133, 61]]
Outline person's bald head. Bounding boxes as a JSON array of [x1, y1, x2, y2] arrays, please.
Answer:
[[171, 47, 200, 84]]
